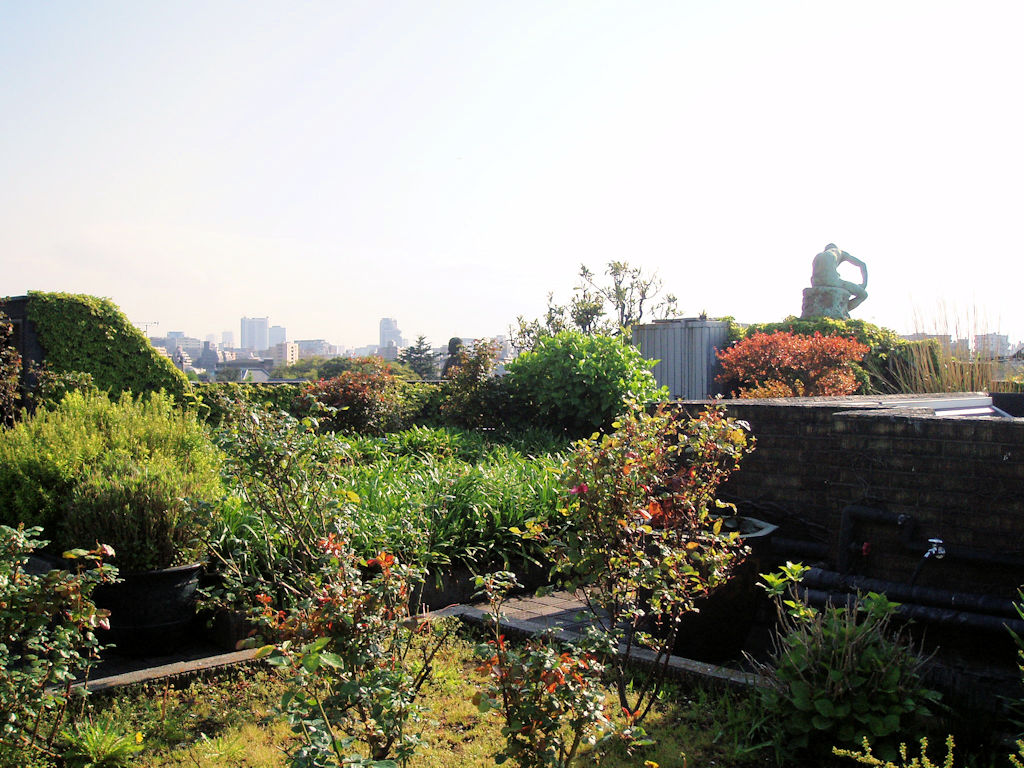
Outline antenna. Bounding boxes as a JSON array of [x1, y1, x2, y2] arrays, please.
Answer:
[[136, 321, 159, 337]]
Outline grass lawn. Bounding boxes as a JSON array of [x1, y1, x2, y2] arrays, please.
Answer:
[[77, 628, 775, 768]]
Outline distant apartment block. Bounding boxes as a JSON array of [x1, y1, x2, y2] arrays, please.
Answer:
[[296, 339, 335, 358], [222, 330, 235, 348], [269, 325, 287, 346], [271, 341, 299, 369], [240, 316, 269, 351], [974, 333, 1010, 358]]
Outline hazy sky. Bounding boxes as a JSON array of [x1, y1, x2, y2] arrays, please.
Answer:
[[2, 1, 1022, 348]]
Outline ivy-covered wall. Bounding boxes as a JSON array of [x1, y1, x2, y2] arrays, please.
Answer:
[[23, 291, 191, 398]]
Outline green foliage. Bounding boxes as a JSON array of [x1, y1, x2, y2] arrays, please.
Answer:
[[0, 390, 223, 572], [60, 718, 142, 768], [26, 291, 190, 399], [298, 357, 406, 435], [545, 402, 752, 732], [834, 735, 957, 768], [270, 356, 328, 380], [506, 331, 667, 437], [212, 396, 453, 766], [319, 355, 417, 381], [197, 381, 305, 426], [511, 261, 679, 352], [0, 526, 116, 767], [473, 572, 614, 768], [257, 542, 455, 768], [399, 335, 439, 379], [439, 339, 507, 431], [757, 564, 941, 760], [0, 308, 21, 427]]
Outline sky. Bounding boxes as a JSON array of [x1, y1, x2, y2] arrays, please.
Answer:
[[2, 1, 1022, 349]]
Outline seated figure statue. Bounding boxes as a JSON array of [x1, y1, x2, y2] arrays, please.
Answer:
[[802, 243, 868, 319]]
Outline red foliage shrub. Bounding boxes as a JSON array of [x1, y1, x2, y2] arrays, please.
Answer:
[[297, 356, 403, 434], [716, 331, 870, 398]]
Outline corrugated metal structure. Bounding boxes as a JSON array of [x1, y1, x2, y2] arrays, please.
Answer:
[[632, 318, 731, 400]]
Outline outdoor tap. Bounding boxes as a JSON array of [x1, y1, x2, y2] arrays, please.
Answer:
[[924, 537, 946, 560]]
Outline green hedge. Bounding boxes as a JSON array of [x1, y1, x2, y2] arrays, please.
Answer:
[[27, 292, 191, 400]]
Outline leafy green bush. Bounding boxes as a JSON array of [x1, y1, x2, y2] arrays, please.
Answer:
[[506, 331, 667, 437], [26, 291, 190, 400], [1, 526, 116, 767], [0, 391, 222, 572], [438, 339, 508, 431], [758, 563, 941, 760], [196, 382, 305, 426]]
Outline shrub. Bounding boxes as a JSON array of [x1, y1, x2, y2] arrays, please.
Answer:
[[438, 339, 508, 431], [0, 308, 20, 427], [506, 331, 666, 437], [741, 316, 909, 394], [473, 572, 614, 768], [197, 382, 305, 426], [717, 331, 870, 397], [297, 357, 405, 435], [758, 563, 941, 760], [0, 526, 116, 767], [0, 391, 222, 572], [545, 401, 752, 733]]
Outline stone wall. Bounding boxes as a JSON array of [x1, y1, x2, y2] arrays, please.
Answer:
[[677, 396, 1024, 599]]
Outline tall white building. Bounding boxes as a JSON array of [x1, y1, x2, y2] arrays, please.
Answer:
[[240, 317, 269, 351], [269, 325, 287, 346], [379, 317, 404, 349]]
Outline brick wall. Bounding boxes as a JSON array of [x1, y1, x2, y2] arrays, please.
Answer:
[[677, 396, 1024, 598]]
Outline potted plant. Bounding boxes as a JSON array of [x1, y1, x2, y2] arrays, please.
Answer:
[[0, 389, 223, 653]]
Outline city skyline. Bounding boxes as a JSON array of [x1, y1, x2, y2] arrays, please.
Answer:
[[3, 3, 1023, 345]]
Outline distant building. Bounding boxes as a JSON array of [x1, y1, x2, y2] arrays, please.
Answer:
[[379, 342, 399, 361], [222, 330, 235, 348], [240, 316, 269, 351], [296, 339, 336, 359], [269, 325, 287, 346], [379, 317, 404, 349], [974, 333, 1010, 359], [271, 341, 299, 369]]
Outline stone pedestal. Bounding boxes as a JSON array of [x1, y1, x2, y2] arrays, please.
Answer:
[[801, 286, 850, 319]]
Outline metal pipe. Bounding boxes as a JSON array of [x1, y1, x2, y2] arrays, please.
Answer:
[[801, 588, 1024, 636], [803, 567, 1018, 619]]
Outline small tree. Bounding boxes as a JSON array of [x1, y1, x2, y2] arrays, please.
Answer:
[[511, 261, 679, 352], [399, 336, 438, 379], [717, 331, 869, 398]]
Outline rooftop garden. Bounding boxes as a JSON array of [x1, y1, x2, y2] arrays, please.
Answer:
[[1, 295, 1022, 768]]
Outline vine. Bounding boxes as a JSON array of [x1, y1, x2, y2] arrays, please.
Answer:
[[26, 291, 190, 399]]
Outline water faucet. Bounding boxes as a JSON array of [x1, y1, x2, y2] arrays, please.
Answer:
[[924, 538, 946, 560]]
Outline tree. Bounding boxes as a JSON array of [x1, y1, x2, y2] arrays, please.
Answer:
[[398, 336, 437, 379], [511, 261, 679, 352]]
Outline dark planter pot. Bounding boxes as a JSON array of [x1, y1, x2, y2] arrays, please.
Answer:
[[415, 557, 551, 613], [672, 516, 778, 663], [92, 563, 203, 656]]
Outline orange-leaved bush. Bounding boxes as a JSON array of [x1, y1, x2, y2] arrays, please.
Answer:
[[716, 331, 870, 398]]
